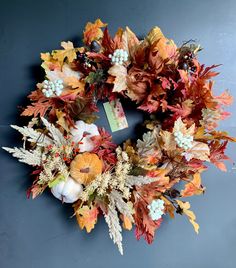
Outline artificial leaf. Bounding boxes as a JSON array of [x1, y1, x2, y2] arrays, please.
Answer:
[[134, 196, 162, 244], [21, 90, 54, 117], [167, 99, 193, 118], [181, 173, 205, 197], [75, 205, 99, 233], [160, 130, 176, 151], [214, 90, 233, 106], [183, 141, 210, 161], [161, 196, 175, 218], [120, 214, 133, 230], [83, 19, 107, 45], [146, 27, 164, 45], [121, 27, 140, 58], [56, 110, 69, 132], [173, 117, 195, 136], [209, 141, 230, 171], [52, 41, 77, 66], [176, 200, 199, 234], [108, 65, 128, 93]]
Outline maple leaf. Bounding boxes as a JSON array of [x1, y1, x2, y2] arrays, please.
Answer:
[[52, 41, 77, 66], [21, 90, 54, 117], [134, 196, 162, 244], [91, 128, 117, 171], [183, 141, 210, 161], [173, 117, 195, 136], [167, 99, 193, 118], [121, 27, 140, 59], [181, 173, 205, 197], [209, 140, 230, 171], [75, 205, 99, 233], [176, 200, 199, 234], [108, 65, 128, 93], [160, 130, 176, 151], [214, 90, 233, 106], [83, 19, 107, 45], [146, 26, 164, 45]]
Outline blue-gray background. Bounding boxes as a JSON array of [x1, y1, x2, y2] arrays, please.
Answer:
[[0, 0, 236, 267]]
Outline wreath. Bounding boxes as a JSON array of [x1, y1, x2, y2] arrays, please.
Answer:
[[3, 19, 235, 254]]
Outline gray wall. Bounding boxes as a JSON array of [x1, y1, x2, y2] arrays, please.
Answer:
[[0, 0, 236, 267]]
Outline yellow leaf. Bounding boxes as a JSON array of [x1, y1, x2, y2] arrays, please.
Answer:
[[146, 27, 165, 45], [40, 52, 51, 62], [176, 200, 199, 234], [181, 173, 205, 197], [56, 110, 70, 132], [64, 76, 85, 90], [52, 41, 77, 66], [108, 65, 128, 93], [75, 205, 99, 233], [83, 18, 107, 45]]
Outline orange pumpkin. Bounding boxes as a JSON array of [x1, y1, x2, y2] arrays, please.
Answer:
[[70, 152, 103, 185]]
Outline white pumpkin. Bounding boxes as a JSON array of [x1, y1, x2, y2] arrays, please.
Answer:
[[70, 120, 99, 152], [51, 176, 83, 203]]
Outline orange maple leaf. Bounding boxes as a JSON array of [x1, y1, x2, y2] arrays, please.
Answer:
[[75, 205, 99, 233], [83, 19, 107, 45], [181, 173, 205, 197]]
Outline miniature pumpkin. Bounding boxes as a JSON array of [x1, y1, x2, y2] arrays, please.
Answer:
[[70, 152, 103, 185], [70, 120, 99, 152], [51, 176, 83, 203]]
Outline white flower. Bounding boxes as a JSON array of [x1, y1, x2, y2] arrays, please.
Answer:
[[70, 120, 99, 152], [147, 199, 165, 221], [109, 49, 128, 65]]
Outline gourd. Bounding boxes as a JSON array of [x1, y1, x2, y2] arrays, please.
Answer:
[[70, 152, 103, 185], [51, 176, 83, 203], [70, 120, 99, 152]]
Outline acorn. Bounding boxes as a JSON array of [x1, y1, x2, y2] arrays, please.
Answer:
[[90, 40, 101, 52], [179, 62, 188, 71]]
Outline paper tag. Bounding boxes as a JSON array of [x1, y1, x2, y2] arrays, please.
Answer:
[[103, 99, 128, 132]]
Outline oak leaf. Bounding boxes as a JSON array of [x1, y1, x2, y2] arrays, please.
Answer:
[[75, 205, 99, 233], [52, 41, 77, 66]]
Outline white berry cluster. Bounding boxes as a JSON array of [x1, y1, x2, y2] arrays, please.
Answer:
[[109, 49, 128, 65], [147, 199, 165, 221], [174, 131, 193, 150], [42, 79, 64, 98]]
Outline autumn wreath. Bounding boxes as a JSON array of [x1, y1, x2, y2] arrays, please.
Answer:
[[3, 19, 235, 254]]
